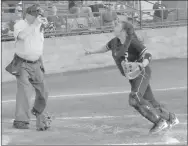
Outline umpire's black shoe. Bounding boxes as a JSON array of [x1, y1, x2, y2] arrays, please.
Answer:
[[13, 120, 29, 129], [149, 119, 168, 134], [168, 113, 179, 128], [31, 108, 52, 131]]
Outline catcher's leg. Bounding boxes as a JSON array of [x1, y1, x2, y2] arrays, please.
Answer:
[[129, 92, 161, 123], [129, 68, 161, 124], [129, 67, 168, 133], [143, 84, 179, 127]]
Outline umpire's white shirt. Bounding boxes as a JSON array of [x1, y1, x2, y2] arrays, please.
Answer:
[[14, 19, 44, 61]]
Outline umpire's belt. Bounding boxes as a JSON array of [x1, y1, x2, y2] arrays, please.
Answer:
[[15, 54, 39, 64]]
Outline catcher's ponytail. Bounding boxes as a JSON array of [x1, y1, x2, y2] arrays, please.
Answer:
[[114, 21, 134, 58], [121, 21, 134, 37], [115, 21, 145, 58], [121, 21, 144, 45]]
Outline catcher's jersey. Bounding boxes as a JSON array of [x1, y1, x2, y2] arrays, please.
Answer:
[[106, 37, 146, 62], [106, 37, 147, 76]]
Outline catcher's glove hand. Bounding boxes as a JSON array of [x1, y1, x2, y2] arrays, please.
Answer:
[[121, 61, 144, 80]]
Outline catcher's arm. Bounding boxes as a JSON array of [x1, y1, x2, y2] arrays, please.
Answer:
[[85, 38, 115, 55], [85, 45, 108, 55], [86, 46, 108, 54], [131, 38, 152, 69], [137, 49, 152, 70]]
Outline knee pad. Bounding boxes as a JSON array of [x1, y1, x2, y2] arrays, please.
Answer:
[[129, 92, 140, 107]]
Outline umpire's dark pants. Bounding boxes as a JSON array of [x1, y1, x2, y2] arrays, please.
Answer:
[[128, 66, 170, 124], [6, 54, 48, 123]]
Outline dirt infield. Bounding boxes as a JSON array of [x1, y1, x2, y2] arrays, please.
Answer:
[[2, 58, 187, 145]]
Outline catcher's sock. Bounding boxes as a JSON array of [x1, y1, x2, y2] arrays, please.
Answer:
[[168, 113, 179, 127], [155, 106, 172, 121], [149, 119, 168, 134]]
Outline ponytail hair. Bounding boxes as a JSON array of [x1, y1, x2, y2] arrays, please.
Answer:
[[121, 21, 134, 37], [115, 21, 144, 58], [121, 21, 144, 45]]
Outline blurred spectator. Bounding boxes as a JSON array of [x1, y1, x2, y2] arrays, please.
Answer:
[[80, 1, 93, 17], [69, 0, 80, 14], [160, 4, 169, 20], [153, 2, 168, 22], [15, 5, 22, 18], [8, 4, 16, 13], [2, 1, 21, 13], [2, 5, 23, 36], [88, 1, 106, 17], [8, 5, 23, 31], [68, 0, 93, 17], [47, 5, 66, 31], [153, 2, 161, 21], [2, 22, 10, 35], [115, 3, 126, 15], [45, 0, 51, 6], [2, 2, 9, 13], [101, 5, 118, 26]]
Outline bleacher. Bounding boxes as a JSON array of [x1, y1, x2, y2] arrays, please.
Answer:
[[1, 1, 187, 41]]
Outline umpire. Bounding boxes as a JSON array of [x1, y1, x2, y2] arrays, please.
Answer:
[[6, 4, 51, 131]]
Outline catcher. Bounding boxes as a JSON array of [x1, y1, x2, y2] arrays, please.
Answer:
[[85, 21, 179, 134]]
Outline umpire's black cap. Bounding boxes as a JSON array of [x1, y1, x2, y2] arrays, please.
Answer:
[[26, 4, 44, 17]]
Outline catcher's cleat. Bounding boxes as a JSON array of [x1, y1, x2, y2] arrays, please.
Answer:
[[31, 108, 52, 131], [168, 113, 179, 128], [13, 120, 29, 129], [149, 119, 168, 134]]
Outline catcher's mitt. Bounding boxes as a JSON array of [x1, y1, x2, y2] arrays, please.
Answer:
[[121, 61, 143, 80]]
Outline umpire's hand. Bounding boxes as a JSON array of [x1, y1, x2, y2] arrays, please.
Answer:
[[36, 15, 48, 25]]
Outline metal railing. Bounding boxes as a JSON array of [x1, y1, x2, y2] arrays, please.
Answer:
[[1, 7, 187, 42]]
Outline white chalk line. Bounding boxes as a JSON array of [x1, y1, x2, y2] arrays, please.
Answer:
[[106, 141, 187, 145], [36, 113, 188, 121], [2, 86, 187, 103], [2, 114, 187, 145], [2, 135, 11, 145], [2, 114, 187, 124]]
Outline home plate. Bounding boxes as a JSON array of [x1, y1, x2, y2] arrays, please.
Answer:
[[2, 135, 11, 145], [164, 136, 180, 144], [162, 133, 181, 145]]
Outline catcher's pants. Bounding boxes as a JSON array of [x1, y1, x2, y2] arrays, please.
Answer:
[[12, 55, 48, 123], [129, 66, 171, 124]]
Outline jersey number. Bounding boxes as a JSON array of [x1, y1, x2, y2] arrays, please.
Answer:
[[124, 52, 128, 61]]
